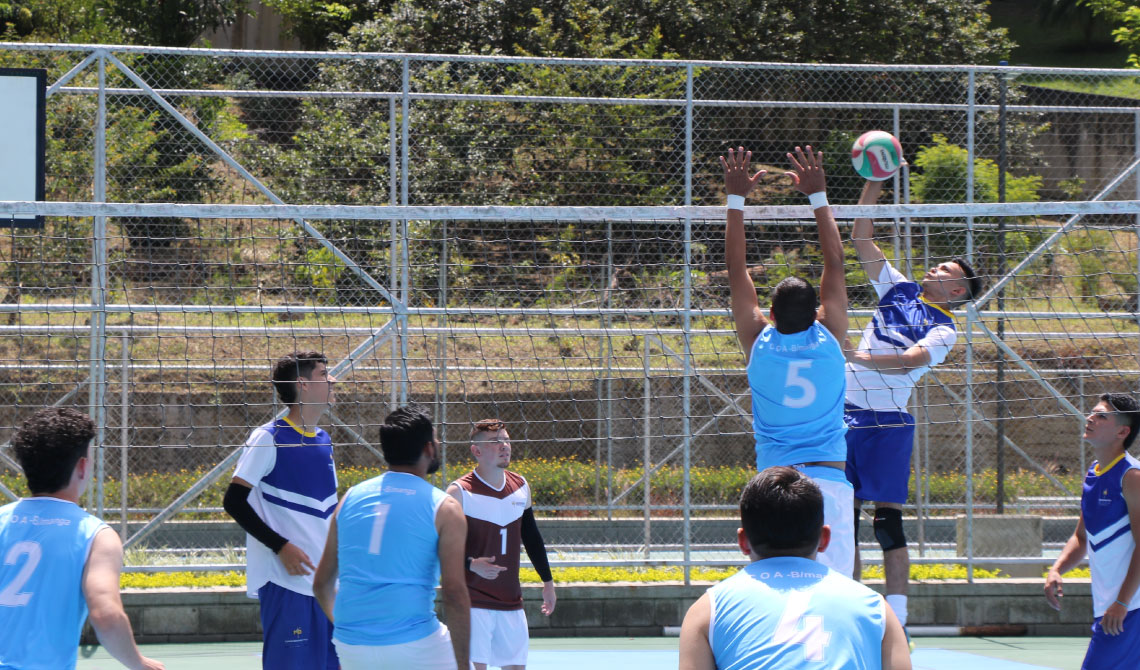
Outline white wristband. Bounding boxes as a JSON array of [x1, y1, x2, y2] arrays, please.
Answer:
[[808, 191, 829, 210], [726, 194, 745, 211]]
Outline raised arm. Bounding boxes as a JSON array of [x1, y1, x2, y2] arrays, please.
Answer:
[[851, 180, 887, 281], [720, 147, 772, 357], [787, 145, 847, 342]]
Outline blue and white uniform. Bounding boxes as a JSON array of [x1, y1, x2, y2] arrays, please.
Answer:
[[233, 417, 339, 670], [708, 556, 885, 670], [845, 262, 957, 504], [333, 471, 455, 670], [0, 497, 106, 670], [748, 321, 854, 575], [1080, 453, 1140, 669]]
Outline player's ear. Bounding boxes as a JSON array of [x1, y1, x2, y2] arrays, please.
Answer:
[[816, 525, 831, 554], [737, 528, 751, 556]]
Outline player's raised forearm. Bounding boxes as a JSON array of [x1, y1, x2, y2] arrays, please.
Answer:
[[814, 202, 848, 338], [720, 147, 769, 350], [849, 346, 930, 375], [852, 180, 886, 274]]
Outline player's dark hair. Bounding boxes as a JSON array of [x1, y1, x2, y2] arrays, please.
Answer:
[[271, 351, 327, 405], [1101, 393, 1140, 450], [11, 407, 96, 494], [740, 466, 824, 558], [379, 404, 435, 466], [769, 276, 817, 334], [948, 257, 982, 308]]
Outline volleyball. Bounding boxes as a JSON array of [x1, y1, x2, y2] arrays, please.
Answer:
[[851, 130, 904, 181]]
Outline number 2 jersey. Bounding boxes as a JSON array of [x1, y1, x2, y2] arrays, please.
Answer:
[[453, 470, 530, 611], [0, 497, 107, 670], [748, 322, 847, 470], [708, 556, 885, 670]]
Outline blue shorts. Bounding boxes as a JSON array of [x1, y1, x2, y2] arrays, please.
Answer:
[[1083, 607, 1140, 669], [844, 404, 916, 505], [258, 581, 339, 670]]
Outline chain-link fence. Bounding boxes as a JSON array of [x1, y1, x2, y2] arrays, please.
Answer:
[[2, 44, 1140, 580]]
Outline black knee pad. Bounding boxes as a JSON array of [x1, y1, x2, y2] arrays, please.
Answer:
[[873, 507, 907, 552]]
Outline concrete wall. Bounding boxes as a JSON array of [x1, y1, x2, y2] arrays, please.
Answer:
[[93, 580, 1094, 644]]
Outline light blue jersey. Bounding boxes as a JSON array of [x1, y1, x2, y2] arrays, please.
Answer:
[[709, 557, 885, 670], [0, 497, 107, 670], [333, 471, 449, 646], [748, 322, 848, 470]]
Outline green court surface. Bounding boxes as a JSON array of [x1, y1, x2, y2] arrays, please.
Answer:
[[75, 636, 1092, 669]]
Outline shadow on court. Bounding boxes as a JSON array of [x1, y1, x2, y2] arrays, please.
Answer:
[[75, 637, 1090, 669]]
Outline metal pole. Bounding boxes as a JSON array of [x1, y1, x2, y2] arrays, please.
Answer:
[[605, 220, 614, 521], [120, 332, 129, 538], [996, 63, 1008, 514], [965, 69, 976, 581], [682, 63, 694, 585], [399, 57, 411, 404], [1079, 376, 1086, 477], [89, 51, 108, 516], [643, 337, 652, 559], [892, 106, 902, 265], [389, 98, 399, 411], [438, 220, 448, 481], [1135, 112, 1140, 377]]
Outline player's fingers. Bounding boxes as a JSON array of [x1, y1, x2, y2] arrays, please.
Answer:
[[794, 145, 810, 169], [719, 155, 729, 172], [787, 150, 804, 172], [750, 169, 767, 186]]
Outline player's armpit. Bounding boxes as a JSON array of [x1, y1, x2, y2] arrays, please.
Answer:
[[678, 594, 716, 670]]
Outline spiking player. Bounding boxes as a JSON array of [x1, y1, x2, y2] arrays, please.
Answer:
[[447, 419, 556, 670], [223, 351, 340, 669], [0, 407, 164, 670], [844, 179, 981, 629], [721, 145, 854, 575], [678, 466, 911, 670], [1046, 393, 1140, 669]]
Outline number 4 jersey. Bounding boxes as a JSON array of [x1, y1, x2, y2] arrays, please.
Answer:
[[748, 322, 847, 470], [708, 556, 885, 670], [0, 497, 107, 670], [453, 470, 530, 611]]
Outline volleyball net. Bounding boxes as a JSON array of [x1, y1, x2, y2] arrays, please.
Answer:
[[0, 198, 1136, 572]]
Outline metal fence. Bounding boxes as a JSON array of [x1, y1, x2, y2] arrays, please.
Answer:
[[2, 43, 1140, 580]]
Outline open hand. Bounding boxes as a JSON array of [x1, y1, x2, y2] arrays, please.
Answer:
[[787, 145, 826, 196], [277, 542, 316, 576], [1044, 568, 1063, 611], [721, 147, 786, 200]]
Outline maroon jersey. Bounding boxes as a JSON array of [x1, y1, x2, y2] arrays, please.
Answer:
[[454, 470, 530, 610]]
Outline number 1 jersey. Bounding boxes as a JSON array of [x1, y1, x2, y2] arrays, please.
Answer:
[[0, 497, 107, 670], [747, 322, 848, 470], [453, 470, 530, 611]]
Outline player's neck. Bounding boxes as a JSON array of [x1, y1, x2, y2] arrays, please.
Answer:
[[285, 405, 323, 435], [474, 464, 506, 489], [1093, 443, 1127, 470]]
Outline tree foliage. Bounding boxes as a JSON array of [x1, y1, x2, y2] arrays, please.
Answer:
[[1083, 0, 1140, 65]]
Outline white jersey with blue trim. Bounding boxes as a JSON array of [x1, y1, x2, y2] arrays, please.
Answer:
[[233, 418, 338, 597], [747, 321, 847, 469], [708, 556, 885, 670], [334, 471, 449, 646], [1083, 453, 1140, 618], [0, 497, 107, 670], [845, 263, 957, 412]]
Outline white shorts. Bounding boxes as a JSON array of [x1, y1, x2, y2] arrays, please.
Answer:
[[335, 625, 457, 670], [801, 466, 856, 578], [470, 607, 529, 667]]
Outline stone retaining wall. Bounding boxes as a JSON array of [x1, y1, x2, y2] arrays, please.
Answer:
[[91, 580, 1094, 644]]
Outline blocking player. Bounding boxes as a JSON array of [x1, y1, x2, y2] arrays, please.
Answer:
[[844, 178, 981, 629], [0, 407, 164, 670], [679, 466, 911, 670], [1045, 393, 1140, 669], [222, 351, 340, 669], [313, 404, 470, 670], [446, 419, 556, 670], [721, 145, 854, 575]]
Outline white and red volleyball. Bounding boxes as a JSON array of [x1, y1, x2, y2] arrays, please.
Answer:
[[851, 130, 904, 181]]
